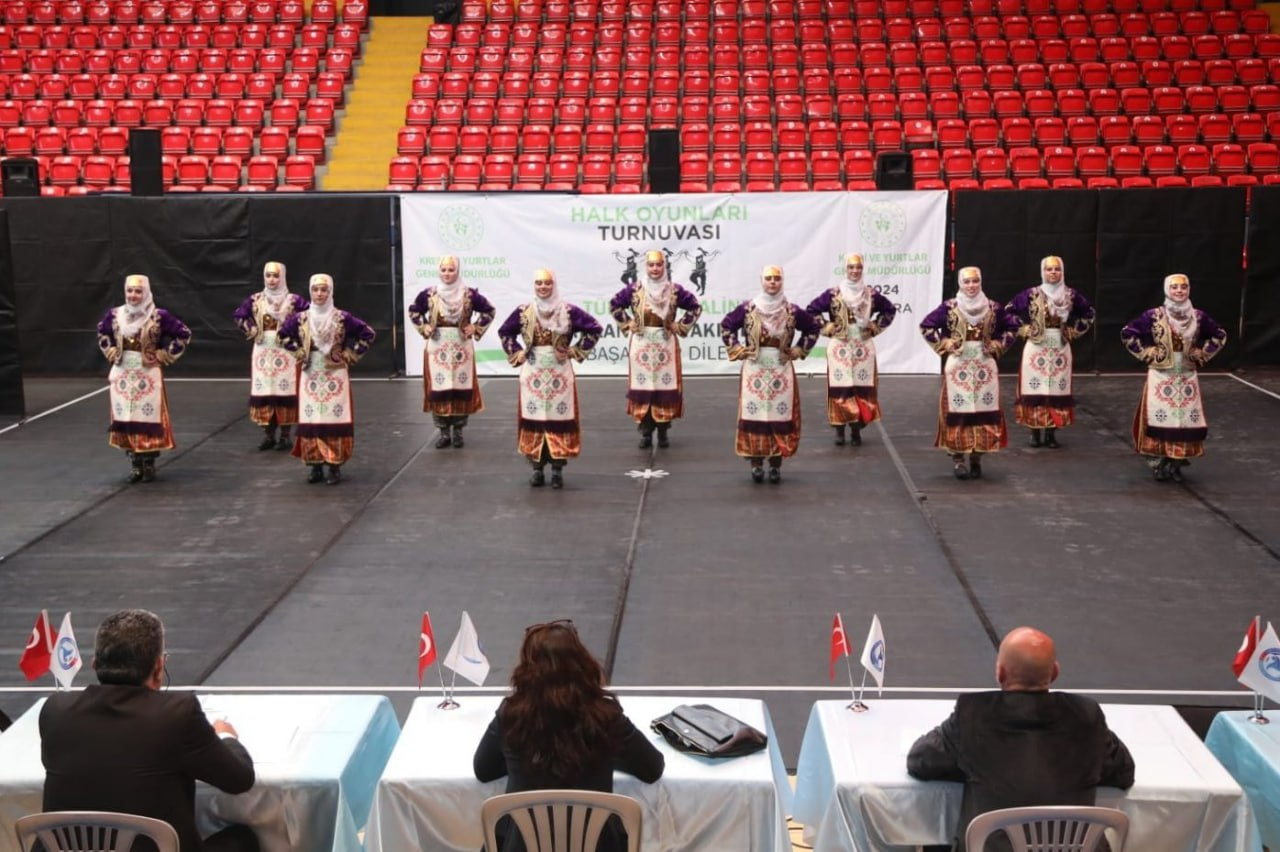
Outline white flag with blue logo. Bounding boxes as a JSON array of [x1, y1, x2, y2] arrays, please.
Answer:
[[1237, 622, 1280, 706], [51, 612, 82, 689], [859, 614, 886, 695], [444, 611, 491, 687]]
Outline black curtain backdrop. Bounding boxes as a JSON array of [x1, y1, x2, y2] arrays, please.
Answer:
[[1, 195, 395, 375], [1243, 187, 1280, 364], [0, 208, 25, 416], [953, 190, 1101, 371], [1096, 187, 1246, 371]]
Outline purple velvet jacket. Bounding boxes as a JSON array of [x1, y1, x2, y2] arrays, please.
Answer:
[[919, 299, 1017, 358], [407, 286, 496, 335], [1121, 307, 1226, 371], [497, 303, 603, 360], [232, 292, 309, 341], [1004, 287, 1095, 343], [278, 310, 376, 366], [719, 301, 822, 357], [805, 288, 897, 336], [97, 308, 191, 365], [608, 281, 702, 332]]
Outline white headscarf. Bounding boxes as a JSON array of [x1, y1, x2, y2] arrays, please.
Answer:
[[955, 266, 990, 326], [642, 249, 674, 318], [435, 254, 466, 324], [1039, 255, 1071, 322], [532, 268, 571, 335], [115, 274, 156, 339], [752, 265, 790, 338], [308, 273, 340, 355], [261, 261, 292, 322], [1162, 273, 1199, 342], [838, 252, 872, 322]]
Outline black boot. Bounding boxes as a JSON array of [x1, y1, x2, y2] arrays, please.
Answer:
[[308, 464, 325, 483], [325, 464, 342, 485], [969, 452, 983, 479], [638, 427, 653, 449], [953, 453, 970, 480], [530, 463, 546, 487], [275, 426, 292, 451], [848, 424, 862, 446], [656, 424, 670, 448], [550, 463, 564, 489], [750, 460, 765, 483], [434, 428, 452, 449], [834, 425, 846, 446], [258, 424, 277, 451], [139, 454, 157, 482], [1169, 459, 1186, 483], [768, 457, 782, 483], [1043, 427, 1059, 448], [451, 425, 464, 448], [127, 453, 143, 483], [1029, 428, 1042, 448]]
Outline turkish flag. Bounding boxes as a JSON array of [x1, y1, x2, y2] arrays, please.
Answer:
[[18, 610, 54, 682], [830, 613, 851, 681], [1233, 616, 1260, 678], [418, 611, 438, 687]]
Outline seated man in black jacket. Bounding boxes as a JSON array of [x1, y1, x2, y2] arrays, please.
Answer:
[[39, 609, 260, 852], [907, 626, 1135, 852]]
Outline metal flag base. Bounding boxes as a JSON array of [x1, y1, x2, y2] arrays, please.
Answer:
[[847, 700, 870, 713], [437, 697, 461, 710], [1248, 710, 1270, 725]]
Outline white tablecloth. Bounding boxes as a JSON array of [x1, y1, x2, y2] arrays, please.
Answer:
[[365, 695, 793, 852], [792, 699, 1261, 852], [0, 693, 400, 852]]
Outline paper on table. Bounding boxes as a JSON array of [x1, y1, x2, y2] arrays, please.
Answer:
[[200, 700, 299, 767]]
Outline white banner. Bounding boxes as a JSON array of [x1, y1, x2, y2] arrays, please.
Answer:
[[400, 192, 946, 377]]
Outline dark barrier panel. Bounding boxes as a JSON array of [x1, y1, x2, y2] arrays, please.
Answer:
[[0, 209, 25, 416], [1244, 187, 1280, 364], [953, 190, 1100, 370], [1096, 187, 1245, 371], [2, 195, 394, 376]]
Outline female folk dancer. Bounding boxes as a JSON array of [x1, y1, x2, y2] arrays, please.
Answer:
[[609, 249, 702, 449], [1005, 256, 1096, 449], [1121, 273, 1226, 482], [97, 274, 191, 483], [720, 265, 821, 484], [409, 255, 495, 450], [806, 252, 897, 447], [233, 261, 307, 451], [498, 269, 602, 489], [919, 266, 1016, 480], [279, 274, 376, 485]]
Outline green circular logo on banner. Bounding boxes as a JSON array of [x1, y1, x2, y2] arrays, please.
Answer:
[[858, 200, 908, 248], [437, 205, 484, 251]]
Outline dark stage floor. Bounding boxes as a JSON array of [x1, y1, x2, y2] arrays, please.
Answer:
[[2, 369, 1277, 766]]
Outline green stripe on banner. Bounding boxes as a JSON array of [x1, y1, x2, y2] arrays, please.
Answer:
[[476, 349, 509, 363]]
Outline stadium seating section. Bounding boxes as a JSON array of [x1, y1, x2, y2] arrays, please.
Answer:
[[1, 0, 1277, 192]]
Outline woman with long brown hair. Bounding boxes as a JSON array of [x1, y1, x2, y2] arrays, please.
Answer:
[[473, 620, 664, 852]]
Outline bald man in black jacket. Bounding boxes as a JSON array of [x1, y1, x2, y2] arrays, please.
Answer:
[[907, 626, 1135, 852]]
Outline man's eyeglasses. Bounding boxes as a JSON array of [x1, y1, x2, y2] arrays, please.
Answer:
[[525, 618, 575, 633], [764, 275, 782, 281]]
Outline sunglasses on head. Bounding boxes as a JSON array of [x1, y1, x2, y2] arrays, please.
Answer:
[[525, 618, 575, 633]]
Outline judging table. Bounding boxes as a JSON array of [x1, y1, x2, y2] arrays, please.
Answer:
[[0, 693, 399, 852], [365, 695, 793, 852], [1206, 710, 1280, 851], [792, 699, 1261, 852]]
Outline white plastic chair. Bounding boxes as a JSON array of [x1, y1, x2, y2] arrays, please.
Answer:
[[480, 789, 642, 852], [965, 805, 1129, 852], [15, 811, 180, 852]]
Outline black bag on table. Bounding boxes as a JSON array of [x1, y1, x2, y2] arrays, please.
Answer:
[[650, 703, 768, 758]]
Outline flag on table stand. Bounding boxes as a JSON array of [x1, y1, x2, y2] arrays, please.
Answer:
[[1237, 622, 1280, 707], [418, 611, 438, 688], [18, 610, 54, 682], [51, 612, 82, 689], [860, 614, 886, 696], [1232, 616, 1260, 678], [830, 613, 851, 681], [444, 611, 490, 687]]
